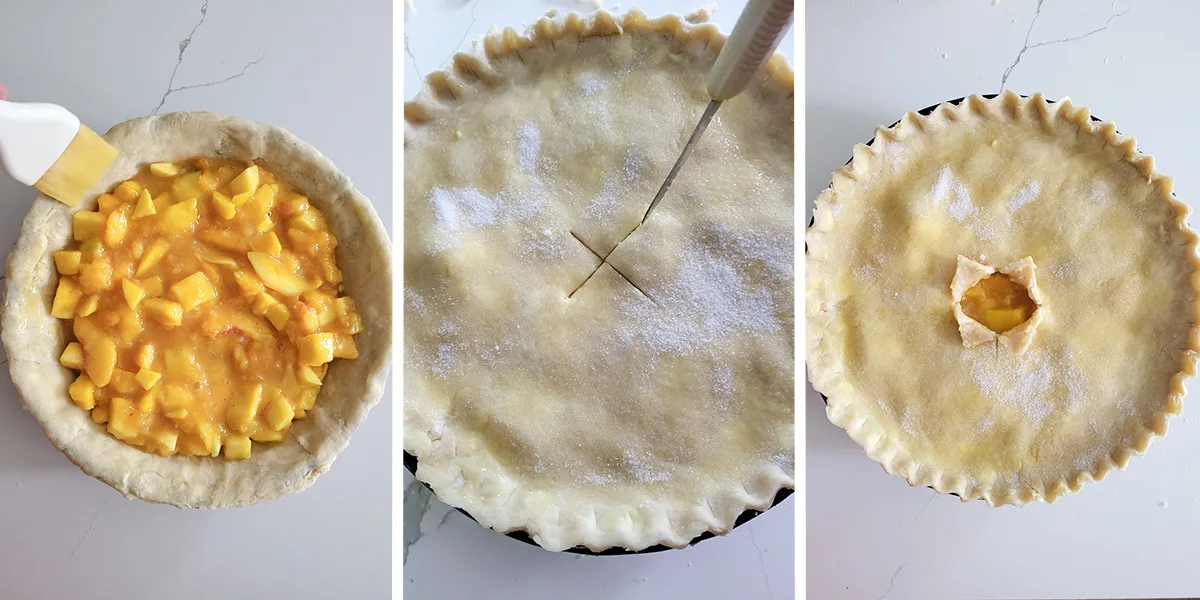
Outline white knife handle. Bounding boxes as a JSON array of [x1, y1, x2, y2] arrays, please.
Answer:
[[706, 0, 794, 101]]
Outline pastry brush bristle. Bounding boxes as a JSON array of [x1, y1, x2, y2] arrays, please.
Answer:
[[33, 124, 117, 207]]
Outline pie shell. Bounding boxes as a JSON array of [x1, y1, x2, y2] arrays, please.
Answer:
[[2, 111, 393, 508], [806, 91, 1200, 506], [404, 9, 795, 551]]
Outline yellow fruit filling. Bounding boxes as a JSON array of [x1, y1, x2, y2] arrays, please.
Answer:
[[960, 273, 1037, 334], [51, 158, 363, 459]]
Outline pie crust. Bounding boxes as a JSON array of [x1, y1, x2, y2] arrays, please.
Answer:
[[807, 91, 1200, 506], [404, 9, 794, 551], [3, 111, 392, 507], [951, 255, 1043, 353]]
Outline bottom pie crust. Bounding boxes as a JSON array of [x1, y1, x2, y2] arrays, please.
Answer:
[[2, 112, 393, 507]]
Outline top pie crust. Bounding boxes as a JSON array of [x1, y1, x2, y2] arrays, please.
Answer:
[[404, 9, 794, 551], [2, 111, 393, 507], [807, 92, 1200, 506]]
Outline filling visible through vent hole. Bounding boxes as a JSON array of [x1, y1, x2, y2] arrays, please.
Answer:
[[959, 273, 1037, 334]]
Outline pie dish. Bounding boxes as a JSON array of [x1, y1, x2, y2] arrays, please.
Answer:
[[807, 91, 1200, 506], [3, 111, 392, 507], [404, 8, 794, 552]]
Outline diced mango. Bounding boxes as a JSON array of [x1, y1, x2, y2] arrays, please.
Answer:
[[170, 272, 218, 311], [134, 189, 157, 218], [233, 271, 264, 297], [76, 294, 99, 317], [210, 190, 236, 220], [78, 258, 113, 294], [79, 238, 104, 262], [91, 402, 110, 424], [83, 337, 117, 387], [137, 239, 169, 276], [96, 193, 121, 213], [229, 165, 260, 195], [109, 369, 138, 394], [265, 393, 295, 432], [59, 342, 84, 370], [252, 232, 282, 257], [162, 198, 199, 235], [51, 279, 83, 319], [198, 229, 249, 252], [231, 191, 252, 207], [171, 171, 203, 203], [122, 278, 145, 309], [247, 251, 317, 296], [149, 162, 180, 177], [227, 384, 263, 433], [197, 421, 221, 457], [290, 210, 325, 232], [332, 333, 358, 359], [135, 368, 161, 390], [72, 210, 106, 241], [250, 292, 279, 316], [297, 365, 324, 387], [52, 251, 82, 275], [68, 373, 96, 410], [104, 205, 130, 246], [251, 429, 285, 442], [136, 388, 157, 413], [265, 303, 290, 330], [279, 192, 309, 215], [297, 387, 319, 411], [142, 276, 163, 297], [196, 247, 237, 267], [144, 298, 184, 327], [134, 343, 155, 370], [154, 429, 178, 453], [298, 333, 335, 366], [107, 398, 141, 441], [335, 296, 364, 334], [114, 181, 143, 202], [224, 435, 252, 460]]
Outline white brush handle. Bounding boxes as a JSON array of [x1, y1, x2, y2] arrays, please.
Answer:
[[0, 100, 81, 186], [707, 0, 794, 101]]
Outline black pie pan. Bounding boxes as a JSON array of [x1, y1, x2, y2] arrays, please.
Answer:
[[806, 92, 1109, 499], [404, 451, 793, 555]]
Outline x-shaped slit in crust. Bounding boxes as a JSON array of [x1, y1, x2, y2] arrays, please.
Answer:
[[567, 231, 655, 303]]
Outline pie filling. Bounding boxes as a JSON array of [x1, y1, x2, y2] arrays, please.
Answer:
[[51, 158, 362, 459], [960, 273, 1036, 333]]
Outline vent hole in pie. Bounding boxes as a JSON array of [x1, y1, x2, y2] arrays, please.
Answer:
[[959, 273, 1037, 334]]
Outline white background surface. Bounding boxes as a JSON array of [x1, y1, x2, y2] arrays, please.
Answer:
[[0, 2, 392, 599], [807, 1, 1200, 599], [402, 1, 796, 599]]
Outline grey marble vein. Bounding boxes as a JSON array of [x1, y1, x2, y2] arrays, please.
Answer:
[[152, 0, 266, 115], [1000, 0, 1131, 91]]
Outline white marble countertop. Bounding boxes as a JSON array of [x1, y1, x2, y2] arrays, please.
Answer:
[[808, 1, 1200, 599], [403, 2, 796, 598], [0, 2, 392, 598]]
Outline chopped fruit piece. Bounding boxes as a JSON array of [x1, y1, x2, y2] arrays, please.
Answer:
[[162, 198, 199, 235], [170, 272, 218, 311], [114, 181, 143, 202], [122, 278, 145, 309], [224, 435, 252, 460], [960, 273, 1038, 334], [49, 158, 360, 460], [137, 239, 169, 276], [84, 337, 117, 387], [76, 295, 99, 317], [68, 374, 97, 410], [78, 258, 113, 294], [298, 333, 336, 366], [265, 303, 290, 330], [135, 368, 161, 390], [252, 232, 283, 256], [105, 205, 131, 246], [144, 298, 184, 327], [227, 384, 263, 433], [210, 190, 236, 220], [229, 165, 260, 195], [52, 251, 82, 275], [134, 189, 157, 218], [72, 210, 105, 241], [149, 162, 180, 177], [51, 279, 83, 319], [247, 251, 318, 296], [265, 393, 295, 431], [96, 193, 121, 213], [59, 342, 84, 370], [108, 398, 142, 441], [134, 343, 155, 370], [142, 276, 164, 297]]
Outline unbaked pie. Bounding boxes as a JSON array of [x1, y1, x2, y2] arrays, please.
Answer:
[[404, 8, 795, 551], [807, 91, 1200, 505]]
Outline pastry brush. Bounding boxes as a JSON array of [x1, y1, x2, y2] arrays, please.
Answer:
[[0, 99, 117, 206], [642, 0, 794, 222]]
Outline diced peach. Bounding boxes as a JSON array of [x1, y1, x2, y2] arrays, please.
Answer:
[[144, 298, 184, 327], [52, 251, 82, 275], [84, 337, 117, 387], [134, 368, 161, 390], [298, 333, 335, 366], [224, 435, 251, 460], [247, 252, 317, 297], [162, 198, 199, 235], [68, 373, 97, 410], [76, 294, 99, 317], [59, 342, 84, 370], [51, 279, 83, 319], [78, 257, 113, 294], [170, 272, 218, 311], [199, 229, 249, 252], [96, 193, 121, 213], [136, 239, 169, 276], [265, 392, 295, 432], [122, 278, 145, 309], [227, 384, 263, 433], [72, 210, 106, 241], [133, 189, 157, 219], [229, 165, 260, 195], [149, 162, 180, 177], [113, 180, 142, 202], [210, 190, 236, 220], [104, 205, 130, 246], [142, 276, 163, 297], [134, 343, 155, 370], [265, 303, 290, 330]]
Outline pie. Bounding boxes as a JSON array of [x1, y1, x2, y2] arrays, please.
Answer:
[[404, 8, 794, 551], [3, 111, 392, 507], [806, 91, 1200, 506]]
